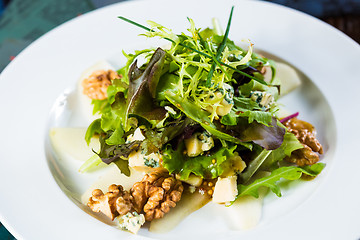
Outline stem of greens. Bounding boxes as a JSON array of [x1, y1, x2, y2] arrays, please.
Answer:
[[206, 6, 234, 87], [79, 154, 103, 173], [239, 149, 272, 184]]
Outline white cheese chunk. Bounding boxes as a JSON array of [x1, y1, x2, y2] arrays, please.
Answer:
[[117, 212, 145, 234], [184, 134, 202, 157], [126, 127, 145, 143], [176, 174, 203, 187], [128, 150, 144, 168], [212, 175, 238, 204]]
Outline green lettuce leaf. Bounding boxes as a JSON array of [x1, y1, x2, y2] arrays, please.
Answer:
[[162, 144, 237, 180], [238, 148, 272, 184], [85, 119, 103, 145], [240, 79, 279, 100], [91, 99, 111, 115], [221, 97, 272, 126]]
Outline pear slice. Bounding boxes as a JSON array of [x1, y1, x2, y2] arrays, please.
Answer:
[[149, 189, 211, 233], [276, 62, 302, 96], [223, 187, 268, 230], [223, 171, 270, 230], [49, 127, 99, 162], [81, 164, 145, 205]]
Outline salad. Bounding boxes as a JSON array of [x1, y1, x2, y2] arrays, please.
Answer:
[[78, 7, 325, 234]]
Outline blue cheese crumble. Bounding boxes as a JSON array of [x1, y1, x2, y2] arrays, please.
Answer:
[[222, 83, 235, 105], [144, 154, 160, 168], [250, 91, 274, 109], [184, 131, 214, 157], [128, 150, 162, 171], [117, 211, 145, 234]]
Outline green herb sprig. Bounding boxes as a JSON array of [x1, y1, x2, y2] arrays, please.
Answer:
[[118, 10, 267, 85]]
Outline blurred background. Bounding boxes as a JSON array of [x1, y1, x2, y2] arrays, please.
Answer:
[[0, 0, 359, 238], [0, 0, 359, 73]]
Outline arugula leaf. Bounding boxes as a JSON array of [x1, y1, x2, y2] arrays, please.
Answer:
[[238, 148, 272, 184], [113, 159, 131, 176], [235, 163, 325, 200], [260, 131, 304, 171]]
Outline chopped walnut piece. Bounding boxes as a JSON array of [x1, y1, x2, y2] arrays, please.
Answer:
[[131, 169, 184, 221], [88, 184, 133, 220], [82, 69, 120, 100], [283, 117, 323, 166]]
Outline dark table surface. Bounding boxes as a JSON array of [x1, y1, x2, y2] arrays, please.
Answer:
[[0, 0, 359, 239]]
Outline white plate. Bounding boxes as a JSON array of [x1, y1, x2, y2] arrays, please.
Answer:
[[0, 0, 359, 239]]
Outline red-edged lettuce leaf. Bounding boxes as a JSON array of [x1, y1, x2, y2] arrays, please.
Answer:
[[95, 135, 142, 176], [126, 47, 167, 122], [239, 117, 285, 150]]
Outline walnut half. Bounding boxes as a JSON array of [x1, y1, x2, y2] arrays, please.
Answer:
[[82, 69, 120, 100], [88, 184, 132, 220], [283, 117, 323, 166], [131, 169, 184, 221]]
